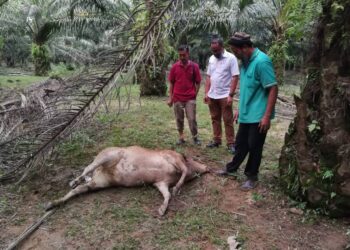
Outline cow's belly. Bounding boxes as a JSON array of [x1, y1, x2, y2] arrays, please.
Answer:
[[113, 159, 179, 186]]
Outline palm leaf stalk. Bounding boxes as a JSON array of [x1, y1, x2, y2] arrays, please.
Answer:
[[0, 0, 181, 183]]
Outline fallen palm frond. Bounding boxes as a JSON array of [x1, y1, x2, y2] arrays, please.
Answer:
[[0, 0, 182, 183], [5, 209, 56, 250]]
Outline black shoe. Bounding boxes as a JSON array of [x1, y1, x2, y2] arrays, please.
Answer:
[[227, 144, 236, 154], [176, 139, 186, 145], [206, 141, 221, 148], [193, 137, 201, 145]]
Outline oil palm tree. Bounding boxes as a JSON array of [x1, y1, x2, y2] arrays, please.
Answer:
[[279, 0, 350, 217], [133, 0, 170, 96], [176, 0, 320, 85], [0, 0, 131, 75]]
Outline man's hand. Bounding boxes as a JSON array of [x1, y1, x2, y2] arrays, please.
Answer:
[[167, 98, 173, 107], [259, 116, 270, 133], [233, 110, 239, 124], [227, 96, 233, 106], [203, 94, 210, 104]]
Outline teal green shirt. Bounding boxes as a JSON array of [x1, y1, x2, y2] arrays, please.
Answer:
[[239, 48, 277, 123]]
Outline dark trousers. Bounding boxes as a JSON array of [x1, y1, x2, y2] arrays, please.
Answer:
[[226, 123, 267, 181]]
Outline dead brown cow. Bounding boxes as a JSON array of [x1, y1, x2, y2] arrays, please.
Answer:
[[46, 146, 209, 215]]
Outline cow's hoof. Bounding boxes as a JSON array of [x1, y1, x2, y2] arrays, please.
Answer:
[[158, 206, 166, 216], [172, 187, 181, 196], [45, 202, 54, 211], [69, 180, 78, 189], [171, 187, 178, 196]]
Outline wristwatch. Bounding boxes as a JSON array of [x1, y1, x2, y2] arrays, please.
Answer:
[[229, 92, 234, 97]]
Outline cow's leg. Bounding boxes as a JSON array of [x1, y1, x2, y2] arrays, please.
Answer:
[[46, 178, 109, 211], [154, 182, 171, 216], [69, 160, 104, 188], [172, 162, 188, 196]]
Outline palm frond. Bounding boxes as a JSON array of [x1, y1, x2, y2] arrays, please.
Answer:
[[0, 0, 181, 183], [0, 0, 8, 8], [174, 0, 276, 42]]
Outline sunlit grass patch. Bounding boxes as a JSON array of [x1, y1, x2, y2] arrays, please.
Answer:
[[152, 206, 235, 249], [0, 75, 48, 88]]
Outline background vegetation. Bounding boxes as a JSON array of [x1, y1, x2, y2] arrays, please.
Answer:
[[1, 0, 350, 249]]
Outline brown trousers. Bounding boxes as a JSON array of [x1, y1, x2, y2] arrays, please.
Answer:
[[208, 97, 234, 145], [173, 100, 198, 138]]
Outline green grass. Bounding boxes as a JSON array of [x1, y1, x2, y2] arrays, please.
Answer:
[[0, 75, 48, 88], [57, 84, 239, 166], [53, 84, 289, 184], [47, 85, 247, 248], [3, 65, 349, 249], [0, 63, 77, 89], [57, 186, 237, 249], [49, 63, 77, 78], [152, 206, 234, 248], [1, 83, 307, 249]]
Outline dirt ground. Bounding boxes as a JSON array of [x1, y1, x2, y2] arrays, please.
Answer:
[[1, 157, 349, 249]]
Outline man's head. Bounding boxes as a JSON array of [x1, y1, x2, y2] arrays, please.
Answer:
[[178, 45, 190, 64], [210, 37, 224, 59], [228, 32, 254, 64]]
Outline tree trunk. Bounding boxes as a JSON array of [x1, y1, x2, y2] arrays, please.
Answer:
[[31, 43, 50, 76], [279, 0, 350, 217], [269, 25, 286, 85], [138, 61, 167, 96], [137, 0, 167, 96]]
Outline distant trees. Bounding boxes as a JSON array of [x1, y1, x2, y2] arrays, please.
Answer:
[[0, 0, 131, 75], [1, 0, 68, 75]]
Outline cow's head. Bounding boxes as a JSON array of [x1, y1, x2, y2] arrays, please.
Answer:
[[184, 157, 210, 174]]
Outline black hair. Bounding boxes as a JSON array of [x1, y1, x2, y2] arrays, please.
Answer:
[[178, 44, 190, 52], [211, 35, 224, 47]]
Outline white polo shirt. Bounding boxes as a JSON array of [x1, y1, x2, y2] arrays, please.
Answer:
[[206, 50, 240, 99]]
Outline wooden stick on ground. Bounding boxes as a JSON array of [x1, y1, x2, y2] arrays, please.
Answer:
[[231, 211, 247, 217], [6, 209, 56, 250]]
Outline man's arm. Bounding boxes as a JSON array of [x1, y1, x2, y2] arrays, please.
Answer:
[[204, 75, 211, 104], [259, 85, 278, 132], [227, 75, 239, 106], [195, 64, 201, 95], [264, 85, 278, 118], [167, 65, 175, 107], [167, 81, 174, 107], [195, 82, 200, 95]]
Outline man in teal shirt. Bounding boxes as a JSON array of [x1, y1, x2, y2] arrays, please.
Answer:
[[217, 32, 278, 190]]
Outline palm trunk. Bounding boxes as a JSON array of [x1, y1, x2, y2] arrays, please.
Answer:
[[269, 25, 286, 85], [138, 0, 167, 96], [31, 43, 50, 76], [279, 0, 350, 217]]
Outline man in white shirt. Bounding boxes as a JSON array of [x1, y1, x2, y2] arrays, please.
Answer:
[[204, 37, 240, 154]]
